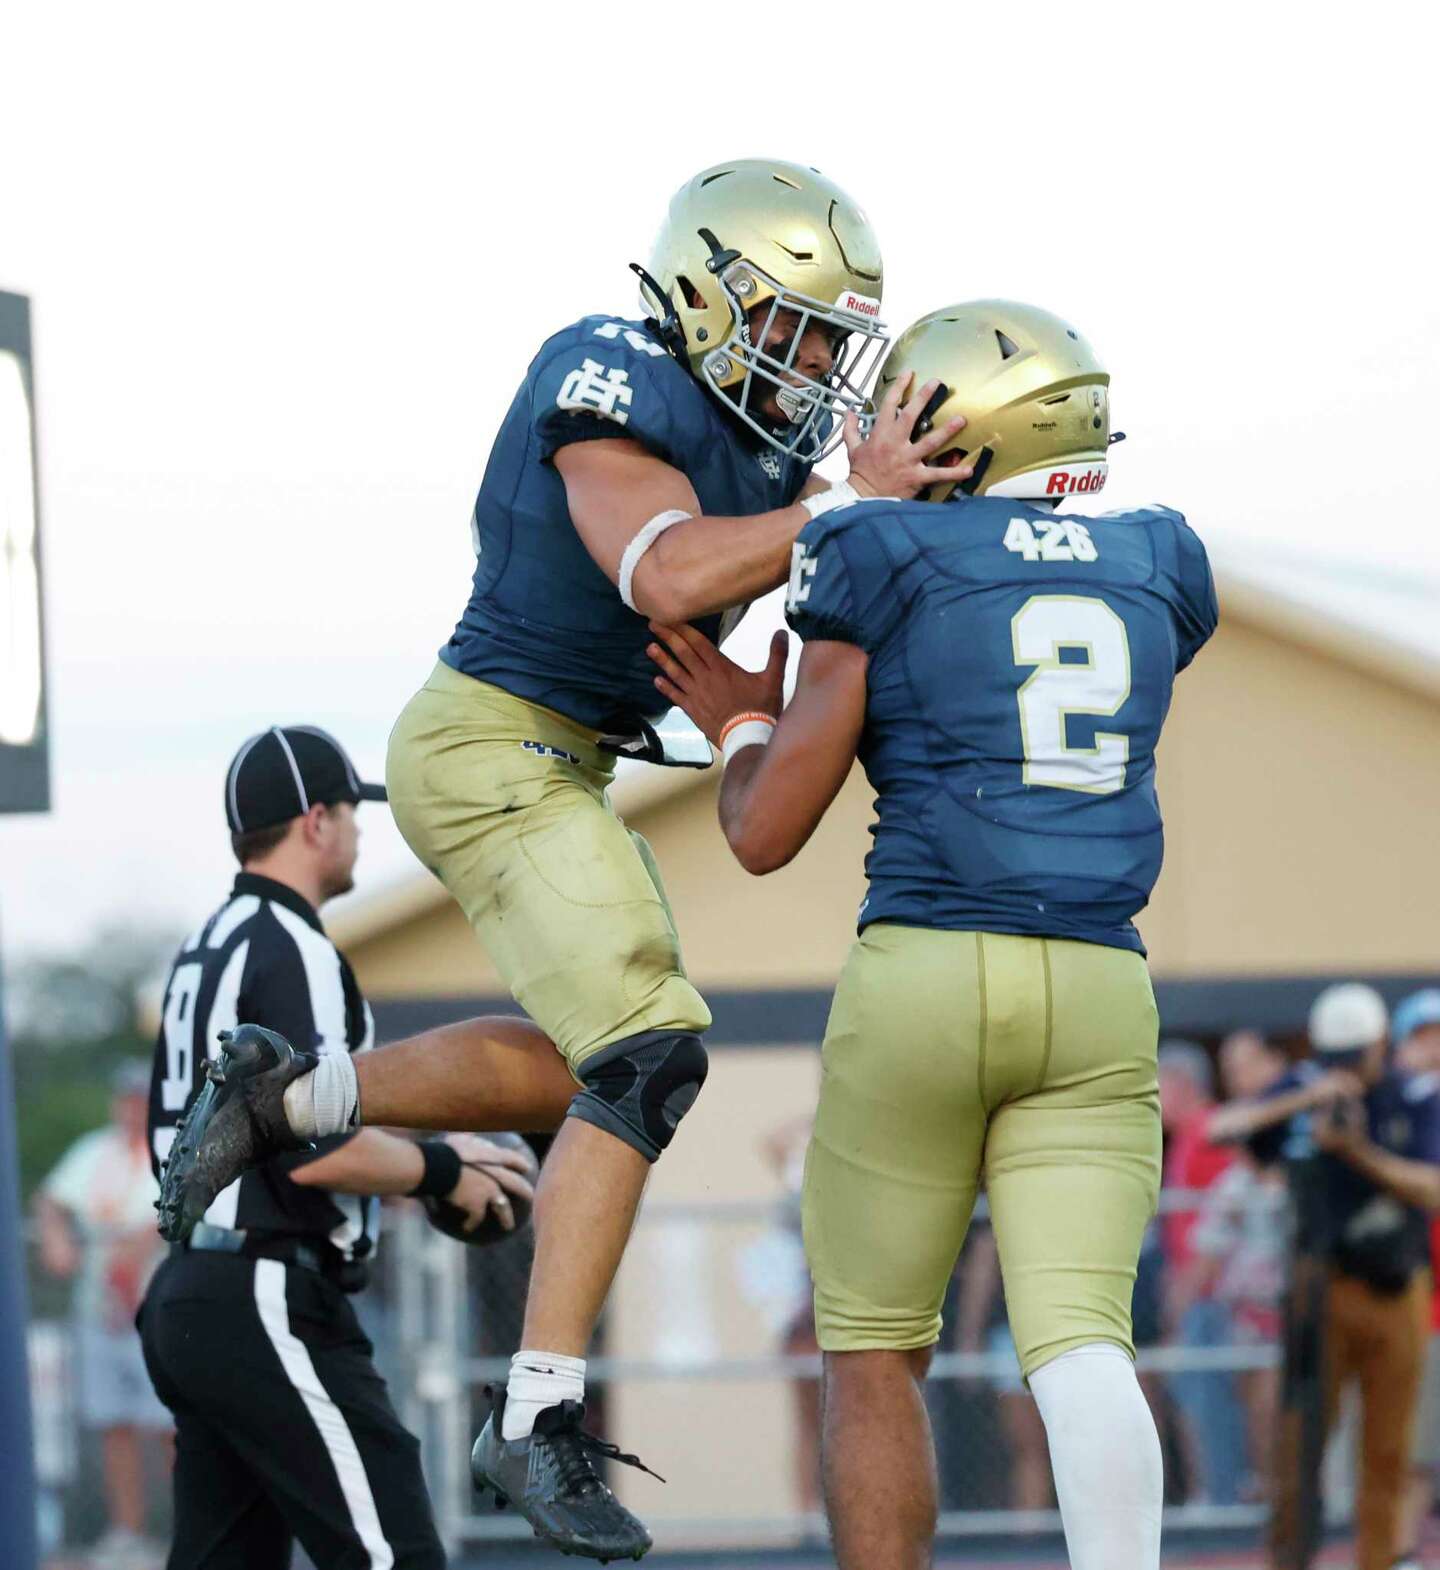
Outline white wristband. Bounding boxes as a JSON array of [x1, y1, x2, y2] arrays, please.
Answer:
[[618, 509, 693, 613], [720, 716, 776, 765], [800, 481, 860, 521]]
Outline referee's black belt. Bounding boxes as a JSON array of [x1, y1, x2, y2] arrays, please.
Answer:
[[178, 1222, 367, 1290]]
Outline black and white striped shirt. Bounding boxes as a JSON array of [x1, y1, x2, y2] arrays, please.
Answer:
[[148, 872, 376, 1262]]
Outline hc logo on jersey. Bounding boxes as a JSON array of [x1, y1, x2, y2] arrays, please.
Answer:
[[557, 359, 633, 425], [756, 449, 782, 480]]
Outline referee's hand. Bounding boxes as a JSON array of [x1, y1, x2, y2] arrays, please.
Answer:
[[442, 1134, 536, 1233]]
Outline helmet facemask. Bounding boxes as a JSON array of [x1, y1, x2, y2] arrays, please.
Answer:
[[698, 258, 887, 465]]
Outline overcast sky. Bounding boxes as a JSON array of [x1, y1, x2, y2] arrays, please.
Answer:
[[1, 3, 1436, 962]]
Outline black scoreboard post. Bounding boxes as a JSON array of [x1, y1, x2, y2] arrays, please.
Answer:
[[1, 293, 48, 814], [0, 288, 47, 1570]]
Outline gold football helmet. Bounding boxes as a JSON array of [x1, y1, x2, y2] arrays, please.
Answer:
[[640, 159, 886, 464], [872, 301, 1113, 502]]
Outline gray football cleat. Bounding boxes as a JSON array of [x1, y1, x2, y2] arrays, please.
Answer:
[[471, 1390, 660, 1562], [156, 1024, 317, 1242]]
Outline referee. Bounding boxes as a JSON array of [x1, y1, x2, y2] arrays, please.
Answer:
[[140, 725, 535, 1569]]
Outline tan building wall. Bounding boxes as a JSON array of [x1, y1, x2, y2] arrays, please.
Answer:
[[608, 1046, 821, 1531], [1146, 605, 1440, 974]]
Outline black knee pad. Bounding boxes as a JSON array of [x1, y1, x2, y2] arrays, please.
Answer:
[[569, 1030, 709, 1162]]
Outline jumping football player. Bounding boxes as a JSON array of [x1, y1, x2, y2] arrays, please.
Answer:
[[646, 300, 1218, 1570], [158, 159, 967, 1561]]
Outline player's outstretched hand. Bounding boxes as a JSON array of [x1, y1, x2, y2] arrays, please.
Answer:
[[648, 621, 788, 749], [844, 371, 973, 500], [442, 1133, 536, 1234]]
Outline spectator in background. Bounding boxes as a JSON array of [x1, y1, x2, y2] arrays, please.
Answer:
[[1390, 989, 1440, 1570], [1205, 1031, 1292, 1495], [1210, 984, 1440, 1570], [1219, 1028, 1291, 1103], [1158, 1038, 1247, 1505], [34, 1061, 171, 1570]]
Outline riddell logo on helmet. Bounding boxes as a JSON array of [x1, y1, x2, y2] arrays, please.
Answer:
[[1046, 467, 1108, 496], [835, 291, 881, 318]]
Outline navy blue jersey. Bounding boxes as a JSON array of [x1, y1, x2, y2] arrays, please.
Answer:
[[784, 495, 1217, 951], [442, 316, 809, 732]]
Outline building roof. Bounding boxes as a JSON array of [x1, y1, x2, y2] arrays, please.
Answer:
[[1209, 538, 1440, 704]]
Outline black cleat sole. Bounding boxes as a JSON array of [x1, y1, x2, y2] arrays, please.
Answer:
[[155, 1025, 312, 1243], [155, 1075, 224, 1242]]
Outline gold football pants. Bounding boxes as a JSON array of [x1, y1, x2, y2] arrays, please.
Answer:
[[803, 923, 1161, 1376], [385, 662, 710, 1072]]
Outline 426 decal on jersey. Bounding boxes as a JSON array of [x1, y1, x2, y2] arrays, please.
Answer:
[[1003, 516, 1098, 563]]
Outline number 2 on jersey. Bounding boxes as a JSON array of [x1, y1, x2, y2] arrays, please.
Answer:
[[1011, 596, 1130, 793]]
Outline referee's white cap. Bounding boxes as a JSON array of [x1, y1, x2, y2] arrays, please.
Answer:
[[1308, 983, 1389, 1054]]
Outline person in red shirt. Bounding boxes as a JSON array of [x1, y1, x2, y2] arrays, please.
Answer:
[[1158, 1039, 1247, 1504], [1162, 1042, 1235, 1266]]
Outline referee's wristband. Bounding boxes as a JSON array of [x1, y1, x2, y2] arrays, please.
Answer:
[[718, 710, 776, 765], [408, 1139, 463, 1199]]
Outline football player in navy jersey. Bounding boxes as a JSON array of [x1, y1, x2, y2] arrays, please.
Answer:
[[646, 301, 1218, 1570], [158, 160, 967, 1560]]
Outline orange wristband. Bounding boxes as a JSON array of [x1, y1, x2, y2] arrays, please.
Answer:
[[718, 710, 777, 765], [717, 710, 777, 747]]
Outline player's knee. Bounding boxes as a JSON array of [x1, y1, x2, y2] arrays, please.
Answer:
[[1023, 1332, 1136, 1385], [568, 1030, 709, 1162]]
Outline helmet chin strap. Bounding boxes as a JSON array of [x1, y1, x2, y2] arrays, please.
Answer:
[[959, 447, 994, 496], [629, 262, 687, 362]]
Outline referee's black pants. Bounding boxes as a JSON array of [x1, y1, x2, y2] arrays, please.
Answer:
[[139, 1250, 445, 1569]]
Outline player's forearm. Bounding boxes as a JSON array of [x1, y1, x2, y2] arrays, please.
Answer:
[[714, 640, 867, 874], [289, 1128, 426, 1196], [714, 722, 838, 874], [559, 436, 852, 622], [717, 748, 788, 872], [632, 502, 812, 623]]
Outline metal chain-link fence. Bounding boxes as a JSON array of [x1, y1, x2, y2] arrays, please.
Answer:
[[27, 1185, 1315, 1565], [373, 1187, 1290, 1558]]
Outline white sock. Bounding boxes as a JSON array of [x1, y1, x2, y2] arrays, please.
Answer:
[[502, 1350, 586, 1441], [1029, 1342, 1163, 1570], [280, 1053, 358, 1139]]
